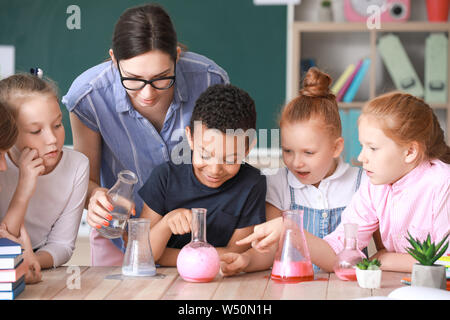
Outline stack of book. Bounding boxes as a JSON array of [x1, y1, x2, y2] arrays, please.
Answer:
[[331, 58, 371, 103], [0, 238, 26, 300]]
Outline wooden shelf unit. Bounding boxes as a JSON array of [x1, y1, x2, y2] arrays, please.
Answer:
[[288, 22, 450, 142]]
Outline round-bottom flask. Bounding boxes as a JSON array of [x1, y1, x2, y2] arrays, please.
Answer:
[[176, 208, 220, 282]]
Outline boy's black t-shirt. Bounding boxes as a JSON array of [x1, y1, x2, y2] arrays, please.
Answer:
[[138, 161, 267, 249]]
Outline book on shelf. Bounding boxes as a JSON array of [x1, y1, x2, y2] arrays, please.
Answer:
[[0, 277, 25, 300], [342, 58, 371, 103], [0, 259, 27, 283], [331, 63, 355, 95], [0, 275, 25, 291], [0, 238, 22, 255], [337, 59, 363, 102], [0, 253, 23, 270]]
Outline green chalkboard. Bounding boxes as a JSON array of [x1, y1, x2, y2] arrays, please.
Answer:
[[0, 0, 286, 145]]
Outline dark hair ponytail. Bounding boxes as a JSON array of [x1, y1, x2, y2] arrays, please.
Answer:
[[112, 3, 178, 62]]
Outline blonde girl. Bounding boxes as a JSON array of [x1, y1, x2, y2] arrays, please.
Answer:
[[0, 74, 89, 270]]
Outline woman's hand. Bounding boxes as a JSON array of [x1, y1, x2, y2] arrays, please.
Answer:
[[87, 187, 113, 230], [16, 148, 45, 199], [220, 252, 250, 277], [163, 208, 192, 235], [87, 188, 136, 230], [235, 217, 283, 252]]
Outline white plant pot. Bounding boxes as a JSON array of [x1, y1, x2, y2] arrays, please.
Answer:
[[317, 7, 333, 22], [356, 268, 382, 289], [411, 264, 446, 290]]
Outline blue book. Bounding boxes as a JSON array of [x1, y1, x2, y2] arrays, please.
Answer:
[[0, 253, 23, 270], [0, 275, 25, 291], [0, 238, 21, 255], [0, 278, 25, 300], [342, 58, 371, 103]]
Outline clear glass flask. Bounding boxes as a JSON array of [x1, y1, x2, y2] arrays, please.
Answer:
[[271, 210, 314, 283], [122, 218, 156, 277], [97, 170, 138, 239], [176, 208, 220, 282], [333, 223, 365, 281]]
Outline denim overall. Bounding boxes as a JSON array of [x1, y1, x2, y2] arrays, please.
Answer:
[[289, 167, 365, 272]]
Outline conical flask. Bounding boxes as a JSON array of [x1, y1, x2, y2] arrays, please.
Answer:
[[333, 223, 365, 281], [271, 210, 314, 283], [176, 208, 220, 282], [97, 170, 138, 239], [122, 218, 156, 276]]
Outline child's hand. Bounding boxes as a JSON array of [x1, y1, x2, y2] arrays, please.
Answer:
[[17, 148, 45, 198], [0, 223, 42, 284], [23, 250, 42, 284], [164, 208, 192, 235], [220, 252, 250, 277], [236, 217, 283, 252]]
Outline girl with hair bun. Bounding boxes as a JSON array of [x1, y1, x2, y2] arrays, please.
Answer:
[[232, 90, 450, 274], [220, 67, 367, 276]]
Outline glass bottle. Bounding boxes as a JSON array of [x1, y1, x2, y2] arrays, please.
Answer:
[[97, 170, 138, 239], [333, 223, 365, 281], [176, 208, 220, 282], [122, 218, 156, 277], [271, 210, 314, 283]]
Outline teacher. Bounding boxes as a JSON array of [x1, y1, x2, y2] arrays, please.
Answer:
[[62, 3, 229, 266]]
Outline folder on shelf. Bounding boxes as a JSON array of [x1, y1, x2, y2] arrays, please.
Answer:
[[425, 33, 448, 104], [337, 59, 363, 102], [378, 33, 424, 97], [343, 58, 371, 103], [331, 64, 356, 95]]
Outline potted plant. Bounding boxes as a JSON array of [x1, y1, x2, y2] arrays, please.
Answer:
[[355, 258, 382, 289], [405, 231, 449, 289], [317, 1, 333, 22]]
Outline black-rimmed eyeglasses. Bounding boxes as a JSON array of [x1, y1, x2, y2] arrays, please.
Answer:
[[117, 60, 176, 91]]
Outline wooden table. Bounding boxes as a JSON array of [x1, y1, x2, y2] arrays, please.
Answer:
[[17, 266, 409, 300]]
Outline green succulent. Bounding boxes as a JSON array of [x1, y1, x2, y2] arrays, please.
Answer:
[[356, 258, 381, 270], [405, 231, 449, 266], [321, 1, 331, 7]]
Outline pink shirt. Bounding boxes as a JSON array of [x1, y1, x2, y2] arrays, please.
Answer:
[[324, 160, 450, 255]]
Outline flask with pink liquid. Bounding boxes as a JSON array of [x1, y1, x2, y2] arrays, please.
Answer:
[[333, 223, 365, 281], [271, 210, 314, 283], [176, 208, 220, 282]]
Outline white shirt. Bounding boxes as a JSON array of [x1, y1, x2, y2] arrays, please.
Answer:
[[265, 158, 367, 211], [0, 147, 89, 267]]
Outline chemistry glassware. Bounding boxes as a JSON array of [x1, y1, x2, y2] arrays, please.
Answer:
[[333, 223, 365, 281], [122, 218, 156, 277], [97, 170, 138, 239], [176, 208, 220, 282], [271, 210, 314, 283]]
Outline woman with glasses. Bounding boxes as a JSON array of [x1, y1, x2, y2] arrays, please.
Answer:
[[62, 3, 229, 266]]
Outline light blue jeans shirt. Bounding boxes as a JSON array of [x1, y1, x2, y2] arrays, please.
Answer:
[[62, 51, 229, 250]]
